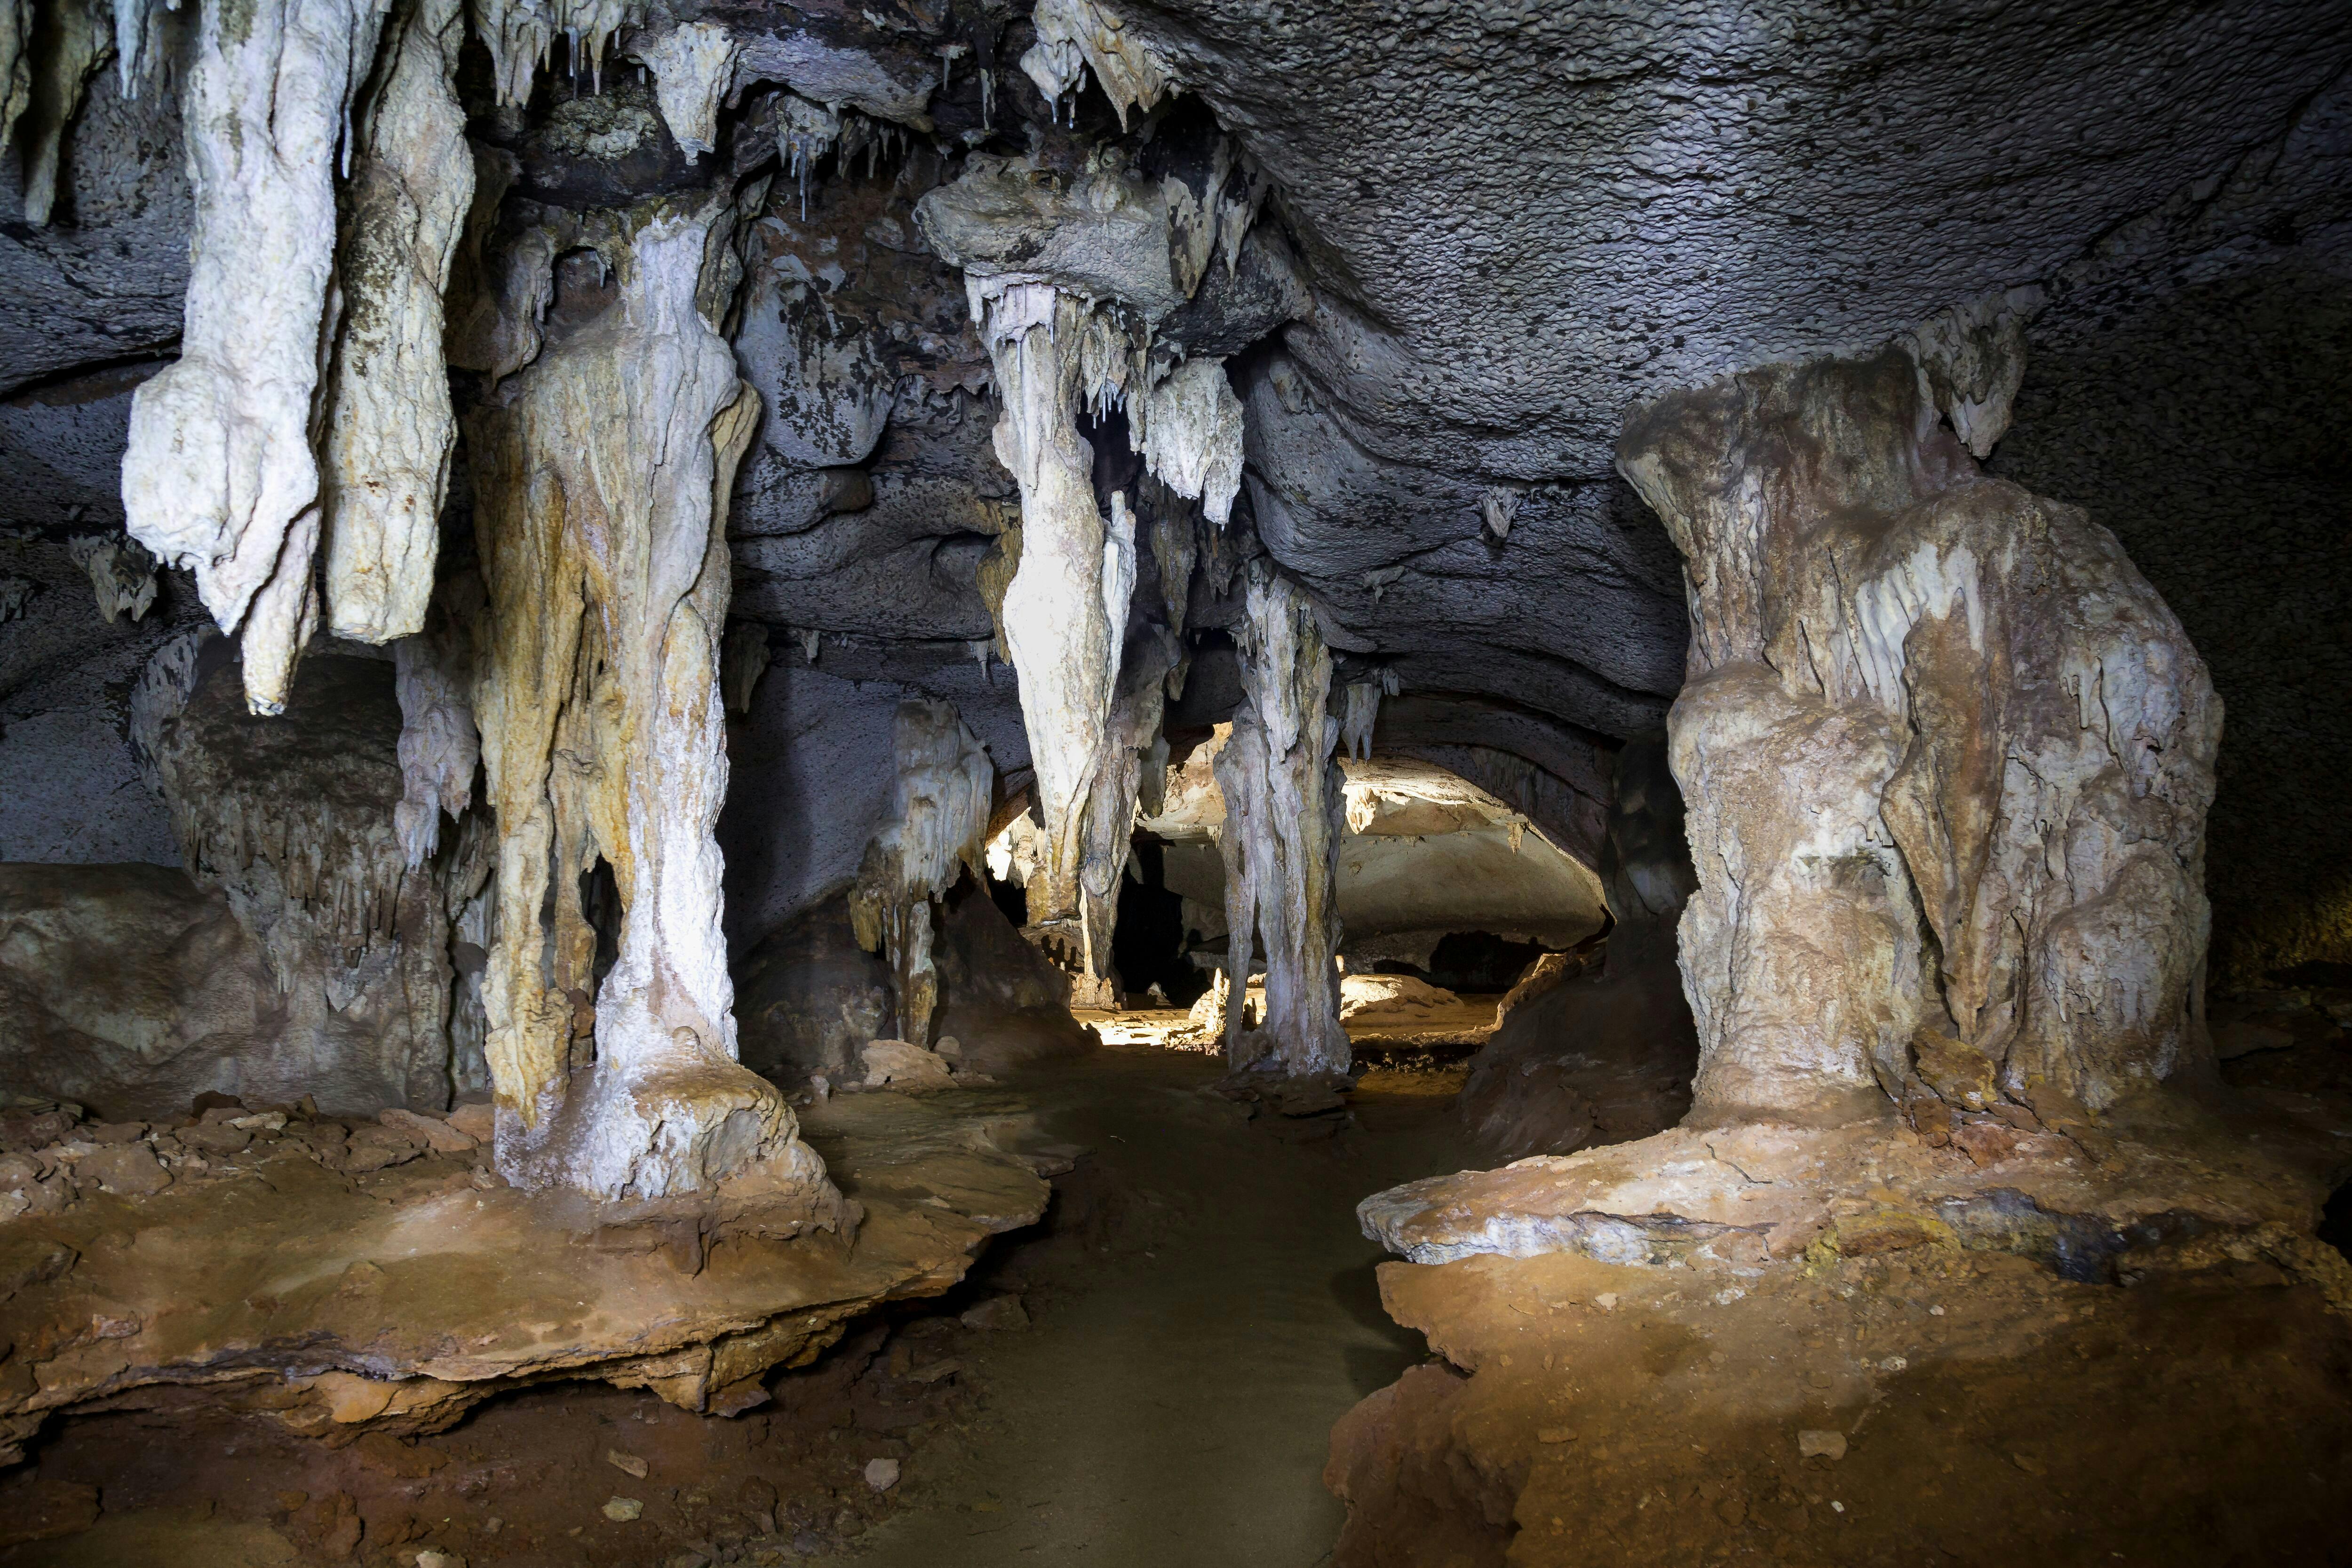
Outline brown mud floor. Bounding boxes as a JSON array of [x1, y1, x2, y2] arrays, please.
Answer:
[[6, 1039, 2351, 1567]]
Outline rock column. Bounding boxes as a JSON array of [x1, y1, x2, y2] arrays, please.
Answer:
[[468, 192, 826, 1202], [1618, 338, 2220, 1125], [1215, 562, 1350, 1077]]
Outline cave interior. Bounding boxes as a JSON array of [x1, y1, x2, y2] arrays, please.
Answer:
[[1, 0, 2350, 1563]]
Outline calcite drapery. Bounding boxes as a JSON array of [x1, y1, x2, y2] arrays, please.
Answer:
[[320, 0, 473, 645], [849, 699, 993, 1048], [467, 190, 821, 1200], [121, 0, 390, 715], [1619, 339, 2220, 1124], [1215, 562, 1350, 1076]]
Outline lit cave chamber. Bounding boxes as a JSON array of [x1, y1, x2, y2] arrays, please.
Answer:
[[0, 0, 2348, 1563]]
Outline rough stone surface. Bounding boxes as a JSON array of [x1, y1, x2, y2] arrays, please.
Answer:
[[1623, 343, 2220, 1124], [1214, 564, 1346, 1076], [466, 190, 815, 1201]]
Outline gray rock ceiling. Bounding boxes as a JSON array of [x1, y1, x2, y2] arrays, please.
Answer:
[[1, 0, 2347, 974]]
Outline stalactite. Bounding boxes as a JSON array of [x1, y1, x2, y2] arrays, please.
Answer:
[[1132, 358, 1243, 526], [13, 0, 108, 226], [121, 0, 393, 715], [849, 699, 992, 1047], [321, 0, 473, 645], [1020, 0, 1175, 129], [0, 0, 29, 155], [720, 619, 770, 715], [918, 143, 1261, 1000], [966, 283, 1136, 971], [637, 19, 736, 159], [1214, 561, 1349, 1077], [391, 573, 480, 869], [468, 188, 827, 1201], [470, 0, 639, 107]]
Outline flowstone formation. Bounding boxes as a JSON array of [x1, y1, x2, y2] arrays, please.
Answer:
[[467, 190, 825, 1204], [1364, 318, 2246, 1280], [1622, 334, 2221, 1128], [1214, 561, 1348, 1077]]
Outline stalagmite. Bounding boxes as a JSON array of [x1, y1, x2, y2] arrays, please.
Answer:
[[849, 699, 992, 1048], [1215, 562, 1350, 1077], [468, 189, 826, 1201], [322, 0, 473, 645], [638, 19, 737, 159], [121, 0, 392, 714], [1618, 335, 2220, 1124]]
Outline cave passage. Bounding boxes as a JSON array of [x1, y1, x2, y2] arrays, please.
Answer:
[[3, 0, 2350, 1562]]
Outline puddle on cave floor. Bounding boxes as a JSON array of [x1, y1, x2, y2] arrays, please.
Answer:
[[0, 1042, 1484, 1568]]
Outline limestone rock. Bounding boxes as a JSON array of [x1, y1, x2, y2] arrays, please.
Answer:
[[847, 699, 992, 1047], [1337, 972, 1459, 1024], [0, 865, 343, 1120], [122, 0, 393, 713], [1619, 342, 2220, 1122], [859, 1038, 954, 1092], [65, 533, 155, 622], [636, 21, 737, 159], [467, 189, 824, 1201], [320, 0, 472, 645], [736, 893, 895, 1085], [1215, 563, 1349, 1077]]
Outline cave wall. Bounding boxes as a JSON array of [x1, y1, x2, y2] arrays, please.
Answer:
[[718, 648, 1032, 952], [1985, 73, 2352, 989]]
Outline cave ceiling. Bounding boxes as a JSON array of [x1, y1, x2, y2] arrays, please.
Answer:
[[2, 0, 2345, 810]]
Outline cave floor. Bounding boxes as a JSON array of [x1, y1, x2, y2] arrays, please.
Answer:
[[7, 1039, 2348, 1568], [800, 1039, 1485, 1568]]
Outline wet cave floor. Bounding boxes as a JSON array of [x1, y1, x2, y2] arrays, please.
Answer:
[[5, 1040, 2351, 1568]]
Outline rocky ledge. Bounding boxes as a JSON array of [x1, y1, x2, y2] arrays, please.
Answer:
[[0, 1086, 1059, 1465]]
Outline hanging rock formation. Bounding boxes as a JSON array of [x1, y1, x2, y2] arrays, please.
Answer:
[[1215, 561, 1349, 1077], [849, 698, 993, 1049], [319, 0, 472, 645], [120, 0, 391, 714], [467, 188, 826, 1203], [1618, 330, 2222, 1126], [916, 139, 1252, 1001]]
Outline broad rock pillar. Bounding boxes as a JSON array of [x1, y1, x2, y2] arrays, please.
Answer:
[[1618, 341, 2220, 1126]]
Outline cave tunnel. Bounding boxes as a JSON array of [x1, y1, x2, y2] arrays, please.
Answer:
[[2, 0, 2351, 1563]]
